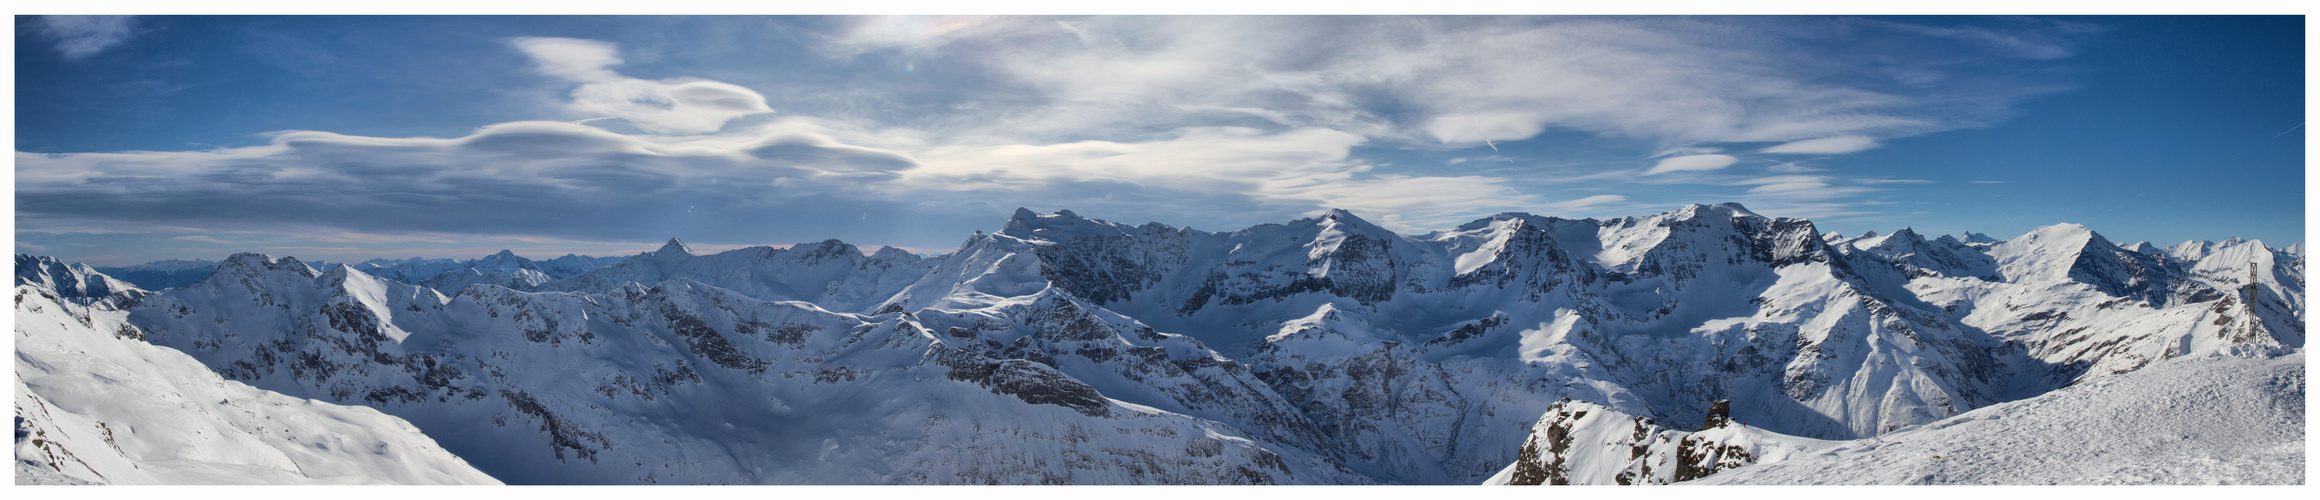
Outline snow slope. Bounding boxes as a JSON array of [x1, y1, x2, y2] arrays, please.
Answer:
[[14, 268, 497, 485], [1694, 348, 2304, 484]]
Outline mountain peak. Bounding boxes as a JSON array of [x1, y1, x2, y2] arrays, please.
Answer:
[[869, 245, 918, 262], [1884, 227, 1925, 245], [1308, 209, 1400, 243], [1315, 208, 1383, 229], [654, 238, 693, 257], [2027, 223, 2105, 244], [217, 252, 321, 279], [999, 208, 1148, 242], [1663, 203, 1763, 223]]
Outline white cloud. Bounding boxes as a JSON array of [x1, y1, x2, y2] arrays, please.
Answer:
[[511, 37, 623, 81], [173, 235, 237, 245], [895, 126, 1538, 231], [801, 17, 2082, 225], [1760, 136, 1882, 155], [1765, 160, 1819, 173], [1874, 18, 2099, 60], [1643, 154, 1738, 175], [1425, 112, 1548, 145], [824, 16, 1016, 56], [819, 16, 2076, 168], [1651, 146, 1725, 158], [33, 15, 138, 61], [1547, 195, 1625, 210], [1747, 180, 1832, 195], [13, 119, 906, 242], [1734, 175, 1874, 201], [511, 37, 773, 135]]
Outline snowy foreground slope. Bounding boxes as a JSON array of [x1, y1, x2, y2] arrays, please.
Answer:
[[1691, 348, 2304, 485], [22, 204, 2304, 484], [14, 265, 498, 484]]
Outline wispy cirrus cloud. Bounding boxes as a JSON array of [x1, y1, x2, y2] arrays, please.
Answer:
[[827, 17, 2071, 150], [1760, 136, 1882, 155], [1643, 154, 1740, 175], [812, 16, 2085, 222], [31, 15, 139, 61]]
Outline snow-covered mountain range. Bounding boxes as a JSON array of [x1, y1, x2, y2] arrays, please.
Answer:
[[14, 204, 2303, 484], [346, 251, 627, 293], [88, 251, 628, 293], [15, 258, 498, 484]]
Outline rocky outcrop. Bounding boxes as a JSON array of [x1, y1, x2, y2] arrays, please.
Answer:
[[1487, 399, 1832, 485]]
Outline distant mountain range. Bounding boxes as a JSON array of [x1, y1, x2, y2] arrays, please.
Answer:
[[93, 251, 630, 292], [16, 204, 2303, 484]]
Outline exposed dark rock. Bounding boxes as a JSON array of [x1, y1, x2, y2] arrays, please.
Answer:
[[499, 390, 609, 463], [659, 305, 769, 373]]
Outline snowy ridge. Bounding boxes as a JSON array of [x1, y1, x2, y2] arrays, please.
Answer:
[[353, 250, 626, 292], [541, 238, 933, 315], [17, 254, 149, 309], [1842, 227, 1998, 280], [1693, 348, 2303, 484], [14, 266, 495, 485]]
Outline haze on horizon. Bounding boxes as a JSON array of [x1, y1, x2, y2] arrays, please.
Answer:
[[13, 15, 2305, 266]]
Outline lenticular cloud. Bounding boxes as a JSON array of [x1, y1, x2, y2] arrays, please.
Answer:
[[512, 37, 773, 135]]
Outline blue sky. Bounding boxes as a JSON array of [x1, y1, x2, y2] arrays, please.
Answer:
[[12, 15, 2305, 266]]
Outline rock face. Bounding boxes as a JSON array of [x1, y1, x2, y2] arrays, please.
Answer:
[[1484, 399, 1833, 485], [14, 260, 497, 485], [29, 203, 2304, 484]]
